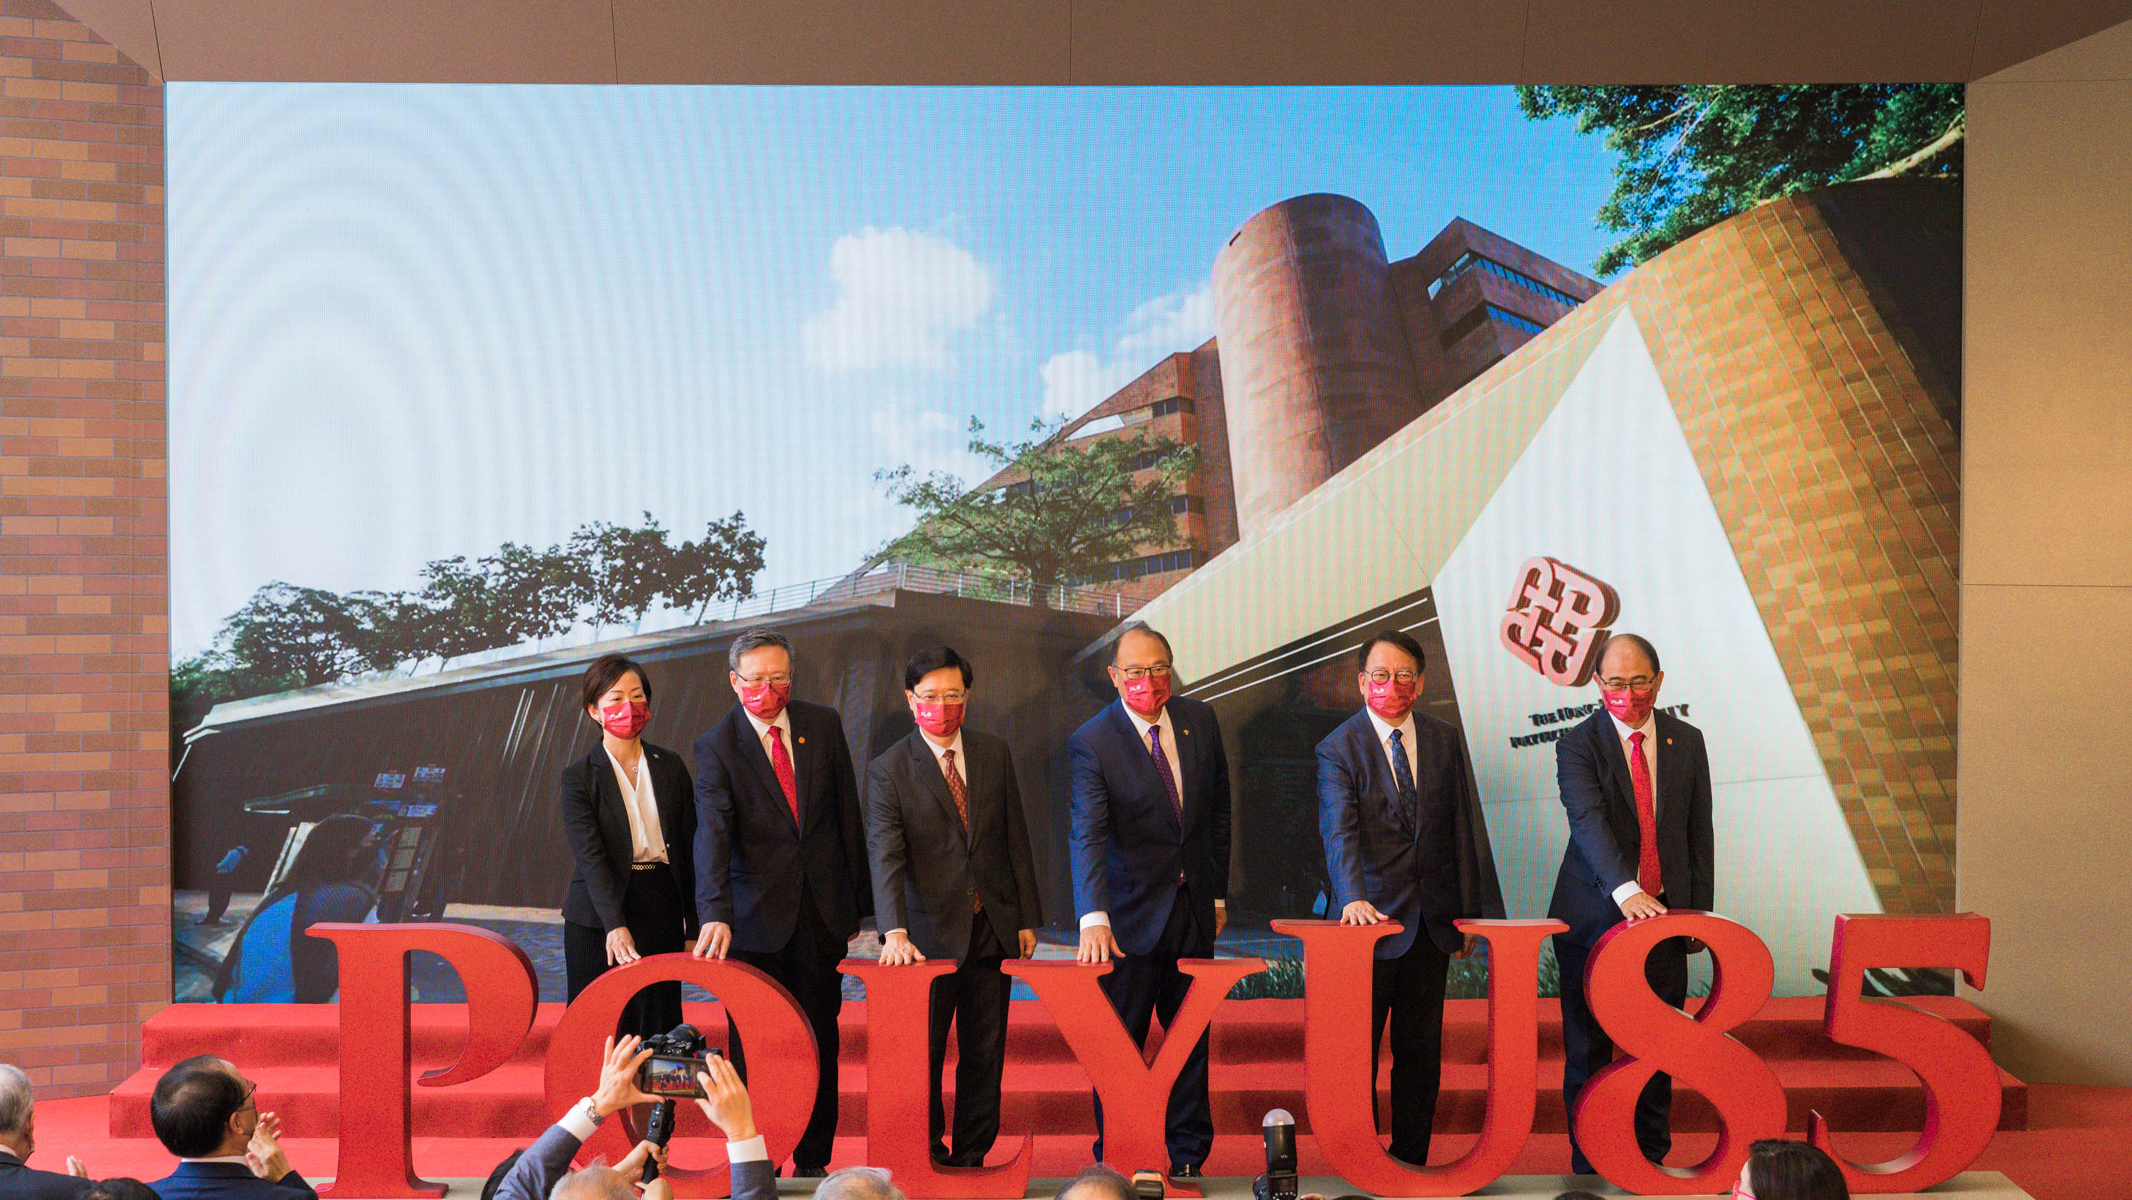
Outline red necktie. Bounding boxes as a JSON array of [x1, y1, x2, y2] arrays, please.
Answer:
[[942, 748, 979, 913], [768, 725, 799, 824], [1630, 730, 1662, 897]]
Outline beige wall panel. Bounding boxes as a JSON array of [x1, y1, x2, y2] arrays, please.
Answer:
[[1068, 0, 1523, 84], [1957, 584, 2132, 1084], [151, 0, 618, 82], [1520, 0, 1979, 83], [51, 0, 160, 78], [1965, 74, 2132, 587], [1972, 0, 2132, 76], [613, 0, 1069, 85]]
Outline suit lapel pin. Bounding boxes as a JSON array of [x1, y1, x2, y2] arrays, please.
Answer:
[[798, 736, 806, 744], [1666, 738, 1673, 745]]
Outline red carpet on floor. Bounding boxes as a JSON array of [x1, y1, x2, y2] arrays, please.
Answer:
[[30, 997, 2124, 1197]]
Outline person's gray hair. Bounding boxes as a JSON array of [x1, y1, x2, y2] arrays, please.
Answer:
[[728, 627, 793, 673], [1054, 1165, 1135, 1200], [0, 1063, 32, 1137], [549, 1166, 634, 1200], [815, 1166, 904, 1200]]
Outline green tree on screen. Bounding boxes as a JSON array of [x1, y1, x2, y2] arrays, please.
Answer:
[[662, 511, 768, 624], [1516, 84, 1965, 275], [878, 417, 1197, 608]]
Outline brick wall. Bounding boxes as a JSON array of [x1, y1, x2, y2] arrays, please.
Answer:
[[0, 0, 166, 1098]]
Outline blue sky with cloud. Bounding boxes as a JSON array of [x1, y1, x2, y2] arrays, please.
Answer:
[[168, 85, 1622, 657]]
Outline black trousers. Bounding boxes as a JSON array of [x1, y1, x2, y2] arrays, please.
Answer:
[[929, 913, 1012, 1166], [1557, 927, 1689, 1174], [563, 866, 690, 1040], [562, 865, 686, 1044], [1371, 931, 1452, 1165], [1092, 885, 1214, 1170], [729, 885, 846, 1171], [202, 874, 237, 923]]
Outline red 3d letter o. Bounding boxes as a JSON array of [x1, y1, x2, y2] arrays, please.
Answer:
[[1574, 912, 1786, 1194], [305, 923, 538, 1199], [1810, 913, 1998, 1193], [546, 954, 816, 1197]]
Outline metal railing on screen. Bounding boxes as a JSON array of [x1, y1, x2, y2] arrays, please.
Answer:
[[716, 560, 1147, 621]]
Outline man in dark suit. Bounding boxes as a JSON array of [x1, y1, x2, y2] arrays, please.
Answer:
[[1547, 633, 1713, 1176], [690, 628, 869, 1176], [147, 1057, 316, 1200], [866, 646, 1042, 1168], [0, 1065, 91, 1200], [1316, 629, 1505, 1166], [1070, 624, 1231, 1179]]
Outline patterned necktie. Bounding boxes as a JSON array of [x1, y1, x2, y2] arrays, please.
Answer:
[[1630, 730, 1662, 896], [943, 748, 979, 912], [768, 725, 799, 824], [1148, 725, 1182, 821], [1388, 728, 1419, 818]]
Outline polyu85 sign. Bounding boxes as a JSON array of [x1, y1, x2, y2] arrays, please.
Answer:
[[304, 912, 1996, 1198]]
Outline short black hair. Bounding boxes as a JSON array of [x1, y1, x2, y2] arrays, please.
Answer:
[[904, 646, 974, 692], [580, 653, 652, 711], [1355, 629, 1426, 674], [149, 1055, 247, 1158], [84, 1181, 160, 1200], [1598, 631, 1662, 675], [1110, 623, 1173, 666], [1053, 1165, 1135, 1200], [1744, 1139, 1849, 1200]]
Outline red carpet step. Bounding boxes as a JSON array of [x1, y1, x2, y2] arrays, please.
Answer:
[[109, 997, 2026, 1143]]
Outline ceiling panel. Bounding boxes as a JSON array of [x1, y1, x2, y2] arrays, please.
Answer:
[[1972, 0, 2132, 75], [614, 0, 1070, 85], [1068, 0, 1525, 85], [150, 0, 617, 82]]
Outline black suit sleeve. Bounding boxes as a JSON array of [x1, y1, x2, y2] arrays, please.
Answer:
[[829, 720, 872, 925], [1205, 710, 1232, 901], [1001, 747, 1041, 932], [1688, 729, 1716, 912], [1446, 733, 1506, 920], [560, 758, 628, 932], [661, 752, 700, 940], [863, 754, 911, 935], [274, 1171, 320, 1200], [694, 736, 737, 929], [1557, 726, 1637, 895]]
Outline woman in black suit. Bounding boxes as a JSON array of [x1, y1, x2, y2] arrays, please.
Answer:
[[561, 652, 698, 1038]]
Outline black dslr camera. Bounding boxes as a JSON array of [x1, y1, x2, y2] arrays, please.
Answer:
[[635, 1023, 717, 1101]]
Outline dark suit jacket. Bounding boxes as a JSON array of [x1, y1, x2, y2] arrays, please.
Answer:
[[692, 700, 869, 954], [865, 727, 1042, 960], [149, 1162, 317, 1200], [0, 1154, 93, 1200], [492, 1118, 774, 1200], [1068, 697, 1232, 957], [1316, 708, 1505, 958], [1546, 709, 1715, 947], [559, 740, 699, 938]]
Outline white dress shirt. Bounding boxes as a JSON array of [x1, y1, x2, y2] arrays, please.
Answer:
[[740, 706, 797, 779], [558, 1096, 767, 1163], [887, 730, 966, 938], [1083, 701, 1221, 930], [604, 746, 668, 864], [1608, 711, 1660, 906], [1363, 707, 1419, 789]]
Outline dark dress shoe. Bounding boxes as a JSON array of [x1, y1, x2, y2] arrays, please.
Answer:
[[1168, 1165, 1203, 1179]]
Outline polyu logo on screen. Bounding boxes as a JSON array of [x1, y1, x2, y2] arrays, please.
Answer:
[[1500, 555, 1619, 687]]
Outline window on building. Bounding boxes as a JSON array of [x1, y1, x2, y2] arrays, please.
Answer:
[[1438, 303, 1549, 350], [1488, 304, 1546, 335], [1129, 448, 1180, 471], [1426, 250, 1582, 309], [1170, 494, 1203, 515], [1150, 396, 1195, 418], [1000, 480, 1036, 499]]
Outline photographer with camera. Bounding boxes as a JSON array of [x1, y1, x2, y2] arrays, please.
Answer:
[[492, 1035, 769, 1200]]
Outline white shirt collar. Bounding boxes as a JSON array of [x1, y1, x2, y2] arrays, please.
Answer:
[[1120, 700, 1171, 739], [181, 1156, 253, 1166], [1609, 710, 1657, 742], [1363, 706, 1416, 745], [919, 729, 965, 765], [741, 705, 793, 743], [0, 1148, 19, 1163]]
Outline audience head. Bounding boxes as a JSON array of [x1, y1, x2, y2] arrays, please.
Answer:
[[1054, 1164, 1136, 1200], [1736, 1139, 1848, 1200], [84, 1181, 160, 1200], [149, 1055, 256, 1159], [1553, 1192, 1607, 1200], [550, 1166, 636, 1200], [815, 1167, 904, 1200], [0, 1063, 34, 1157]]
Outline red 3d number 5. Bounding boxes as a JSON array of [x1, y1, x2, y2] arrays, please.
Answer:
[[1574, 912, 1786, 1194]]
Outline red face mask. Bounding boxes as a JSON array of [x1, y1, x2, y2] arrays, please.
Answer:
[[1602, 686, 1656, 725], [739, 679, 790, 721], [598, 700, 649, 740], [913, 700, 964, 738], [1365, 677, 1419, 722], [1120, 674, 1171, 717]]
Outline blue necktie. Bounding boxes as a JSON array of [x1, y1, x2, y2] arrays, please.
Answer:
[[1388, 728, 1419, 817]]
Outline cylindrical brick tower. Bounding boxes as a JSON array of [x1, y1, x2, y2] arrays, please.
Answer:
[[1212, 194, 1422, 537]]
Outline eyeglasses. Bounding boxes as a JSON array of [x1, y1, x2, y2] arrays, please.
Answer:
[[238, 1080, 259, 1112], [734, 672, 792, 687], [912, 691, 966, 705], [1597, 675, 1657, 693], [1362, 670, 1419, 685], [1115, 664, 1173, 682]]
